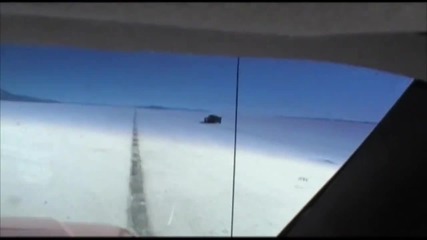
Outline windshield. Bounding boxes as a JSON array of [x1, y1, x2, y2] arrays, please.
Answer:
[[0, 44, 411, 236]]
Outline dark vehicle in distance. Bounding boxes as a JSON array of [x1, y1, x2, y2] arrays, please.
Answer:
[[202, 115, 222, 124]]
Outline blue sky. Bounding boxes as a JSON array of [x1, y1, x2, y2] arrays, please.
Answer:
[[0, 44, 411, 122]]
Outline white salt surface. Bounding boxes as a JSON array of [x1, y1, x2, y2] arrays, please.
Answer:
[[140, 135, 336, 236], [0, 102, 373, 236], [136, 109, 364, 236], [0, 102, 132, 228]]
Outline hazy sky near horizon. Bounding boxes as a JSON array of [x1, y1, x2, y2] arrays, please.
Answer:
[[0, 44, 411, 122]]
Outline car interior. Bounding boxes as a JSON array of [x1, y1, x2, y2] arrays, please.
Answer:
[[0, 3, 426, 237]]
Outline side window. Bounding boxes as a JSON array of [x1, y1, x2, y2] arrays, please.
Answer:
[[232, 58, 412, 236]]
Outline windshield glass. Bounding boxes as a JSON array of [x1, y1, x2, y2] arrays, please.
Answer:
[[232, 58, 411, 236], [0, 44, 411, 236]]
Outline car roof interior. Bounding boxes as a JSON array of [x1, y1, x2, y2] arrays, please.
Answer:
[[1, 3, 426, 237]]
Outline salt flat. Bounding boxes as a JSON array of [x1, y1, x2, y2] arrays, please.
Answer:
[[0, 101, 133, 228], [137, 109, 370, 236], [140, 135, 336, 237], [0, 102, 374, 236]]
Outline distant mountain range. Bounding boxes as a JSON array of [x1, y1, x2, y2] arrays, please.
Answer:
[[139, 105, 208, 112], [275, 115, 378, 125], [0, 89, 59, 103], [0, 88, 207, 112], [0, 89, 377, 123]]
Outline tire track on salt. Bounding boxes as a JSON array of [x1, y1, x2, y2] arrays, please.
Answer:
[[127, 109, 151, 236]]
